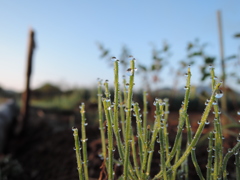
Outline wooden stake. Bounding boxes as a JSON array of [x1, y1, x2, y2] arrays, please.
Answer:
[[16, 28, 36, 134]]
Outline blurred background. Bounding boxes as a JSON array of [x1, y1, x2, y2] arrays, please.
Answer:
[[1, 1, 240, 179], [0, 1, 240, 92]]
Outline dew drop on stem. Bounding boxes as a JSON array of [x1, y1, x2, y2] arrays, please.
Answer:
[[72, 126, 77, 131], [215, 89, 223, 98], [237, 111, 240, 115], [237, 136, 240, 142], [111, 56, 117, 62], [128, 55, 134, 61], [126, 68, 133, 76], [213, 101, 217, 105]]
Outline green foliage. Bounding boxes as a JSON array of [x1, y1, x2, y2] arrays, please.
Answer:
[[73, 57, 240, 179]]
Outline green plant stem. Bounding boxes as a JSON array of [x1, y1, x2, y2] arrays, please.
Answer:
[[210, 68, 223, 180], [80, 103, 89, 180], [123, 59, 135, 180], [206, 132, 214, 180], [163, 98, 170, 157], [103, 99, 114, 179], [236, 152, 240, 180], [147, 99, 164, 178], [153, 82, 222, 180], [113, 61, 125, 164], [131, 130, 141, 179], [159, 113, 167, 180], [185, 115, 205, 180], [72, 127, 83, 180], [119, 90, 126, 139], [143, 91, 148, 142], [133, 103, 144, 165], [166, 67, 191, 166], [222, 142, 240, 180], [98, 80, 107, 161]]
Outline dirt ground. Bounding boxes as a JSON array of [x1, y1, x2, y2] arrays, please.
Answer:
[[4, 107, 240, 180]]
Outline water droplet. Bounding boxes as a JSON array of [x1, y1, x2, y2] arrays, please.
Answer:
[[209, 64, 213, 69], [237, 111, 240, 115], [205, 120, 210, 125], [184, 73, 188, 77], [72, 126, 77, 131], [197, 121, 201, 124], [125, 83, 129, 89], [213, 101, 217, 105], [153, 101, 157, 106], [215, 89, 223, 98], [105, 79, 109, 83], [148, 150, 153, 153], [192, 147, 196, 151], [218, 111, 221, 114], [228, 148, 233, 153], [81, 138, 88, 142], [112, 148, 116, 152], [205, 101, 208, 106], [126, 68, 133, 76], [163, 98, 168, 103], [237, 136, 240, 142], [214, 76, 218, 80], [105, 98, 111, 102], [184, 86, 188, 90], [111, 56, 117, 62], [134, 68, 137, 72], [84, 123, 88, 126], [222, 136, 225, 139], [128, 55, 134, 61], [107, 106, 111, 110], [207, 147, 211, 152]]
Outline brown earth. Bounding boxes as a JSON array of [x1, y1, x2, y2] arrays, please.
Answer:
[[4, 107, 240, 180]]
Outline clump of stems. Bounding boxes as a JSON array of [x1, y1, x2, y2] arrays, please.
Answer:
[[73, 57, 240, 180]]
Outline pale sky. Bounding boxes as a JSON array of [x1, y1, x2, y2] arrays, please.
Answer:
[[0, 1, 240, 92]]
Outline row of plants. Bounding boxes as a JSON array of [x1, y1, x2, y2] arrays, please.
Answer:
[[72, 56, 240, 179]]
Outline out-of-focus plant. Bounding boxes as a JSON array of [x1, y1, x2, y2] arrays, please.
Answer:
[[178, 39, 216, 81], [96, 42, 171, 91]]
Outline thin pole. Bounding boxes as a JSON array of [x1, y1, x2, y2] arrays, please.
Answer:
[[217, 11, 228, 123], [17, 28, 36, 134]]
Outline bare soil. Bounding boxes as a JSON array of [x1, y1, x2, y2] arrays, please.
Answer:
[[4, 107, 239, 180]]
